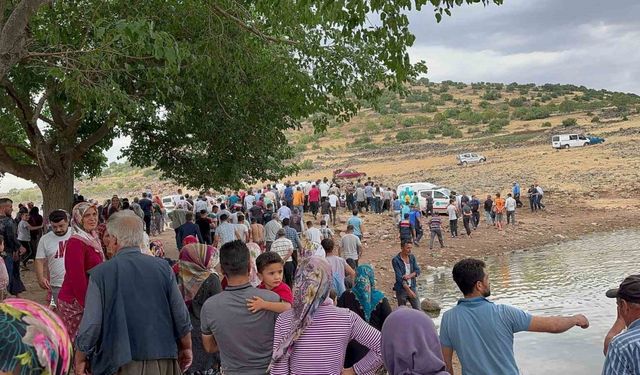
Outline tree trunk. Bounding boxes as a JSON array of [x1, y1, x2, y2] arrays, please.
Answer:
[[38, 166, 74, 216]]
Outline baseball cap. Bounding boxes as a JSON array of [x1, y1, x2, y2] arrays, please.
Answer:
[[606, 275, 640, 303]]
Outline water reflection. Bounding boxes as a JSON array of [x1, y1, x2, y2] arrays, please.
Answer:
[[419, 230, 640, 375]]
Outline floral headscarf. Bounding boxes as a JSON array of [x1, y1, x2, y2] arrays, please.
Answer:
[[0, 298, 72, 375], [178, 244, 219, 304], [71, 202, 104, 259], [352, 264, 386, 322], [150, 240, 165, 257], [270, 256, 332, 366]]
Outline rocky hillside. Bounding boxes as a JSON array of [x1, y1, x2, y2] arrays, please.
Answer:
[[6, 80, 640, 205]]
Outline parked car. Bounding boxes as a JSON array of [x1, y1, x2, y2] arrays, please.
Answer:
[[551, 134, 590, 149], [162, 195, 180, 213], [457, 153, 486, 166], [333, 168, 367, 179], [587, 135, 605, 145]]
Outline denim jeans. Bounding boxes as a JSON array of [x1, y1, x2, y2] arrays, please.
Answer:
[[484, 210, 493, 224]]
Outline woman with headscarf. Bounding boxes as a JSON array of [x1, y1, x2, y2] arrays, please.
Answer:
[[270, 257, 383, 375], [57, 202, 104, 340], [0, 298, 72, 375], [338, 264, 392, 369], [381, 308, 449, 375], [177, 239, 222, 374]]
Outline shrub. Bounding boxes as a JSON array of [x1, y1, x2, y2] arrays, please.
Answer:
[[420, 104, 438, 113], [350, 126, 361, 133], [590, 116, 600, 123], [365, 122, 380, 132], [541, 122, 552, 128], [478, 100, 491, 109], [440, 93, 454, 101], [486, 118, 510, 134], [450, 129, 464, 138], [467, 127, 480, 134], [508, 97, 526, 107], [299, 159, 314, 170], [562, 118, 578, 127], [482, 90, 502, 101], [352, 135, 372, 146], [457, 110, 482, 125], [395, 130, 413, 142], [389, 99, 403, 113]]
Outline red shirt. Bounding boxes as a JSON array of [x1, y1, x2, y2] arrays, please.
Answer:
[[58, 237, 104, 307], [258, 281, 293, 304], [308, 188, 321, 203]]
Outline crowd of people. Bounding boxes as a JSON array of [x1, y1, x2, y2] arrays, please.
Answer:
[[0, 175, 637, 375]]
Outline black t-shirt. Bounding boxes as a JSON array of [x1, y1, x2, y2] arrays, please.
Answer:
[[195, 217, 212, 239], [483, 199, 493, 212], [139, 198, 153, 215]]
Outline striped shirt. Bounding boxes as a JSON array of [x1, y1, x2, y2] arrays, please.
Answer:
[[602, 318, 640, 375], [429, 215, 443, 230], [270, 238, 294, 263], [270, 302, 382, 375]]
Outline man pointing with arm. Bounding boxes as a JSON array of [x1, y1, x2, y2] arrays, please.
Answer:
[[440, 258, 589, 375]]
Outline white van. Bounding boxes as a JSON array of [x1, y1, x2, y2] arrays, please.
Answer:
[[552, 134, 590, 149], [396, 183, 451, 214]]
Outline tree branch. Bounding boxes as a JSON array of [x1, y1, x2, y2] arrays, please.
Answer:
[[210, 4, 298, 46], [32, 88, 49, 124], [0, 143, 40, 181], [71, 114, 116, 160], [0, 77, 45, 145], [0, 142, 37, 159], [0, 0, 52, 78]]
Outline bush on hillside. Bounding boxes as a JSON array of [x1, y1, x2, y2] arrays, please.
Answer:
[[420, 104, 438, 113], [562, 118, 578, 127], [299, 159, 314, 170], [541, 122, 552, 128], [591, 116, 600, 123], [482, 90, 502, 100], [440, 93, 454, 101]]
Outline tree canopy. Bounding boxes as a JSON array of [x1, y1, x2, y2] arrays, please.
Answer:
[[0, 0, 502, 211]]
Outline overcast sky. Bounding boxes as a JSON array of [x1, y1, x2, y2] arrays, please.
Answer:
[[1, 0, 639, 192]]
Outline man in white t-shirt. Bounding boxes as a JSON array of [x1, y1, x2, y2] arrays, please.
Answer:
[[304, 221, 322, 245], [447, 200, 459, 238], [35, 210, 74, 307], [319, 179, 330, 199], [505, 193, 517, 226]]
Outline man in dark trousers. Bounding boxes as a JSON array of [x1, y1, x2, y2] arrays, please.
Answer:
[[138, 192, 153, 235]]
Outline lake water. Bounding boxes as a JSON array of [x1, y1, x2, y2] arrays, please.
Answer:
[[419, 230, 640, 375]]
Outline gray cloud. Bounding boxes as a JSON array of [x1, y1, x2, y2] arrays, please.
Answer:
[[407, 0, 640, 93]]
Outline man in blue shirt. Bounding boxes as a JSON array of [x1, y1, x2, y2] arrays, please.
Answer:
[[283, 183, 294, 208], [346, 210, 364, 240], [602, 275, 640, 375], [440, 258, 590, 375]]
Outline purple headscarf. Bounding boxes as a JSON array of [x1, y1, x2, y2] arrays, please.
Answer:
[[381, 308, 449, 375]]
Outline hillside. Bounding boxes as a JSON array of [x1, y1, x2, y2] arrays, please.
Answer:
[[5, 80, 640, 206]]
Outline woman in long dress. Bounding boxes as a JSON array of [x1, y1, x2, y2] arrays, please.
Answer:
[[57, 202, 104, 340]]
